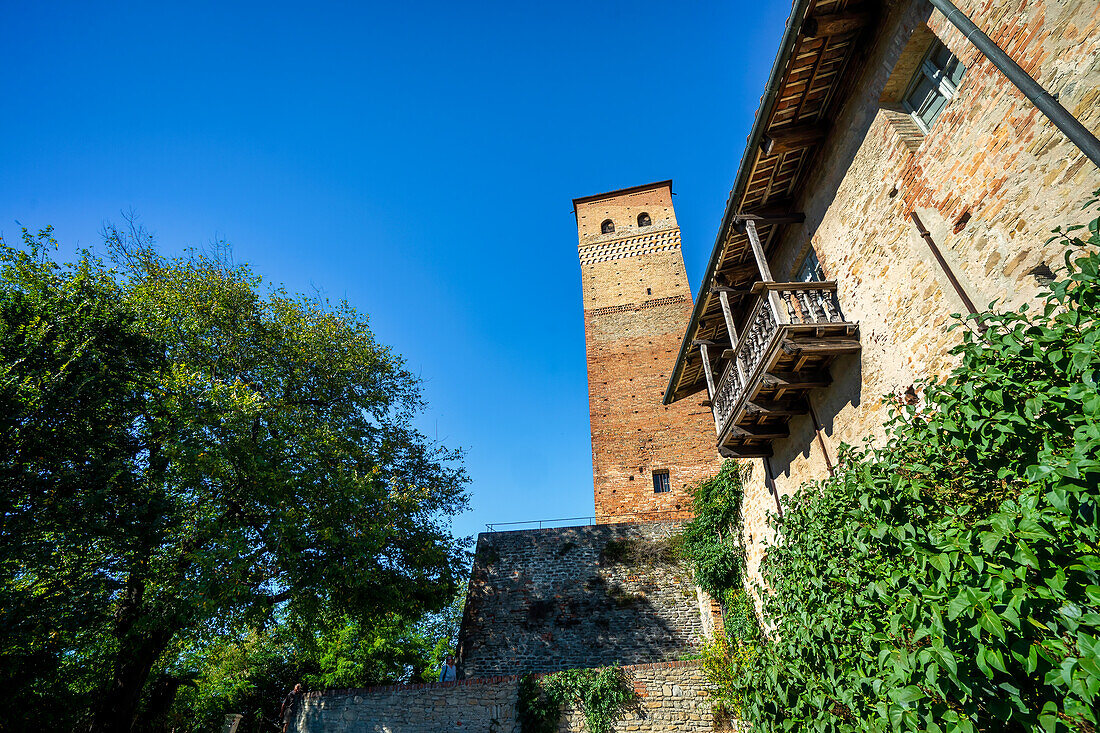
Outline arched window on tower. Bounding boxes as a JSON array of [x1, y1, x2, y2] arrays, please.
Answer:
[[601, 219, 615, 234], [637, 212, 652, 227]]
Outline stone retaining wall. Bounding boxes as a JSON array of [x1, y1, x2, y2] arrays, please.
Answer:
[[288, 660, 721, 733], [457, 523, 706, 678]]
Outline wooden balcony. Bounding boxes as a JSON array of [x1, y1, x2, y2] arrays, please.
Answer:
[[708, 282, 859, 458]]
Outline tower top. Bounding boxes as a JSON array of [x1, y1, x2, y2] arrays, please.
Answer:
[[571, 179, 673, 209], [572, 180, 677, 244]]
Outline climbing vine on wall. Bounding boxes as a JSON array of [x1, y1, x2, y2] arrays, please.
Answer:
[[678, 461, 762, 722], [683, 194, 1100, 732], [517, 665, 636, 733]]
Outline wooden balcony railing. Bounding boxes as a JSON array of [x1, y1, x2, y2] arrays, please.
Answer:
[[711, 281, 851, 441]]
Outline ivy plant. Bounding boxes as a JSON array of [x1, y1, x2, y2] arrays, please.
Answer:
[[517, 665, 636, 733]]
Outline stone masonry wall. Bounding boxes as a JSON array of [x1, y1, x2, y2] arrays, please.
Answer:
[[734, 0, 1100, 593], [288, 675, 519, 733], [288, 660, 723, 733], [457, 523, 706, 679], [577, 183, 723, 519]]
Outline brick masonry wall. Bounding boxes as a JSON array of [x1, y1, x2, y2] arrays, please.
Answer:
[[577, 183, 723, 519], [456, 523, 706, 679], [733, 0, 1100, 593], [288, 661, 725, 733]]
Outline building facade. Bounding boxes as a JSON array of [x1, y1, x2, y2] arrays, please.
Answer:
[[574, 181, 723, 521], [663, 0, 1100, 589]]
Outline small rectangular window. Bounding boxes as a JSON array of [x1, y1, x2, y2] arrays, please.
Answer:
[[652, 470, 670, 494], [902, 40, 965, 134]]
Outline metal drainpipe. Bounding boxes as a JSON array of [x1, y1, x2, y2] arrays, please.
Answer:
[[928, 0, 1100, 169], [909, 211, 986, 326]]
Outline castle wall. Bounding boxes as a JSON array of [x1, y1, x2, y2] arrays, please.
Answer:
[[288, 660, 722, 733], [576, 183, 723, 519], [736, 0, 1100, 591], [456, 523, 706, 679]]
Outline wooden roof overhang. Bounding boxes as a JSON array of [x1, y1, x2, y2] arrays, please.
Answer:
[[663, 0, 873, 409]]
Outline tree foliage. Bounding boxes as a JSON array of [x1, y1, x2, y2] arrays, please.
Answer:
[[0, 223, 469, 731], [163, 594, 464, 732], [685, 195, 1100, 732]]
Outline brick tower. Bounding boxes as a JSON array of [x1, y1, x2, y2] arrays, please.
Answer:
[[573, 180, 722, 521]]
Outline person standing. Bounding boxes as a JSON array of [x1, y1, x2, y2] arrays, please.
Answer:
[[438, 655, 457, 682], [279, 683, 303, 732]]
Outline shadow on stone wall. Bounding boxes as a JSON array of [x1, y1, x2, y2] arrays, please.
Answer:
[[770, 351, 863, 480], [457, 522, 703, 678]]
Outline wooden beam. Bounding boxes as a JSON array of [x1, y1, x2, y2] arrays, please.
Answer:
[[744, 219, 774, 282], [762, 371, 832, 391], [761, 123, 828, 155], [781, 337, 862, 356], [697, 342, 720, 433], [698, 343, 717, 398], [729, 424, 790, 440], [804, 10, 872, 38], [744, 220, 790, 327], [708, 285, 753, 295], [717, 262, 762, 284], [718, 290, 740, 344], [746, 399, 809, 417], [719, 445, 774, 459], [734, 212, 808, 225]]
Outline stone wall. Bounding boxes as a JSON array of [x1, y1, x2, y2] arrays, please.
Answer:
[[288, 675, 519, 733], [557, 661, 721, 733], [288, 660, 722, 733], [457, 523, 707, 679], [735, 0, 1100, 593], [577, 182, 723, 520]]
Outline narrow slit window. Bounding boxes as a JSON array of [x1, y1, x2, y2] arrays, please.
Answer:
[[652, 470, 670, 494], [902, 40, 965, 133]]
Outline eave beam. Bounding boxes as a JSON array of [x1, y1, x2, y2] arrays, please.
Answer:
[[804, 11, 872, 38], [760, 123, 828, 156]]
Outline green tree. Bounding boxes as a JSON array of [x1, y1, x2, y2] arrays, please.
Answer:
[[0, 223, 469, 732]]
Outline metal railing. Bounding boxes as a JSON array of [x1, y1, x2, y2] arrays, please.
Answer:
[[485, 509, 692, 532]]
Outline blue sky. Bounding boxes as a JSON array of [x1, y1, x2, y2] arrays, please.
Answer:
[[2, 0, 790, 543]]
